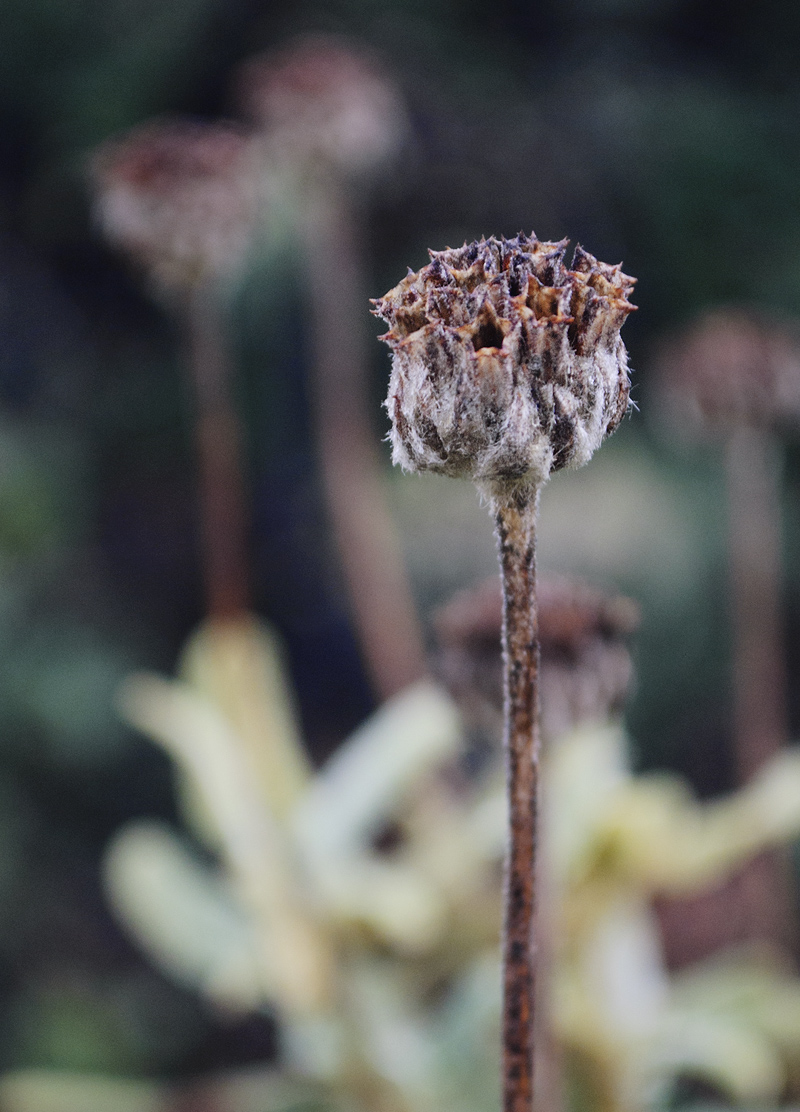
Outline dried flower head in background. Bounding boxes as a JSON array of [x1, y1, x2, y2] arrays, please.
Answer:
[[235, 34, 406, 179], [374, 234, 635, 500], [92, 118, 260, 295], [655, 308, 800, 432], [92, 118, 260, 617], [435, 575, 639, 743], [654, 306, 800, 968]]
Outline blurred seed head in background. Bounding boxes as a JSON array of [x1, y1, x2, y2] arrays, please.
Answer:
[[91, 118, 261, 297]]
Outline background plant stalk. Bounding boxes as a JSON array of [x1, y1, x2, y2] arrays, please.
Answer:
[[726, 423, 787, 780], [183, 280, 251, 619], [725, 422, 794, 951], [303, 182, 427, 700], [494, 488, 541, 1112]]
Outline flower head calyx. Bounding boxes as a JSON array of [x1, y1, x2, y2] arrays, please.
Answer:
[[374, 233, 636, 500]]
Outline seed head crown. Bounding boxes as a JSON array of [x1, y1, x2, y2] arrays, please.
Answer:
[[373, 233, 636, 498]]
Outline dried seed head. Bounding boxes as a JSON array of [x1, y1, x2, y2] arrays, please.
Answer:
[[373, 233, 635, 500], [91, 118, 260, 295], [654, 308, 800, 433], [235, 35, 405, 179], [434, 575, 639, 743]]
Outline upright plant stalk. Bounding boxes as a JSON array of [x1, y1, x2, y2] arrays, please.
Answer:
[[184, 280, 251, 620], [495, 491, 541, 1112], [725, 424, 787, 780], [234, 36, 422, 701], [374, 234, 635, 1112], [90, 118, 260, 622], [725, 422, 793, 949], [654, 309, 800, 960], [303, 186, 427, 700]]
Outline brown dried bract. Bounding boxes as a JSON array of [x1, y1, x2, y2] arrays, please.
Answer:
[[374, 234, 636, 499]]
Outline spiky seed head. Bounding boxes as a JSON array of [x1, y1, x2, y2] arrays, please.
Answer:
[[373, 233, 636, 501]]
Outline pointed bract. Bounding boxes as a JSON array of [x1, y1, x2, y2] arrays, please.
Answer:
[[374, 233, 635, 498]]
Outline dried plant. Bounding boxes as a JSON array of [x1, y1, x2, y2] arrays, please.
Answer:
[[655, 307, 800, 958], [660, 309, 800, 432], [434, 574, 640, 746], [236, 35, 405, 183], [92, 117, 260, 298], [657, 309, 800, 780], [92, 118, 261, 619], [235, 36, 426, 700], [374, 232, 635, 1112], [431, 578, 800, 1112]]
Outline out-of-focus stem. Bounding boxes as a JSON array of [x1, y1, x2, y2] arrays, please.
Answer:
[[494, 488, 541, 1112], [725, 422, 794, 951], [183, 281, 250, 620], [726, 424, 788, 780], [302, 183, 427, 701]]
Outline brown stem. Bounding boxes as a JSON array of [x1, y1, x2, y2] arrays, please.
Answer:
[[494, 488, 541, 1112], [302, 182, 427, 700], [183, 281, 250, 620], [725, 424, 787, 780], [725, 423, 795, 953]]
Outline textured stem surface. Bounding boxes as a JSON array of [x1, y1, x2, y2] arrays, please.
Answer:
[[184, 281, 250, 619], [494, 489, 541, 1112]]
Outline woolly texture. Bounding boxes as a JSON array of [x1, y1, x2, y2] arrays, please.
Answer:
[[374, 234, 635, 499]]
